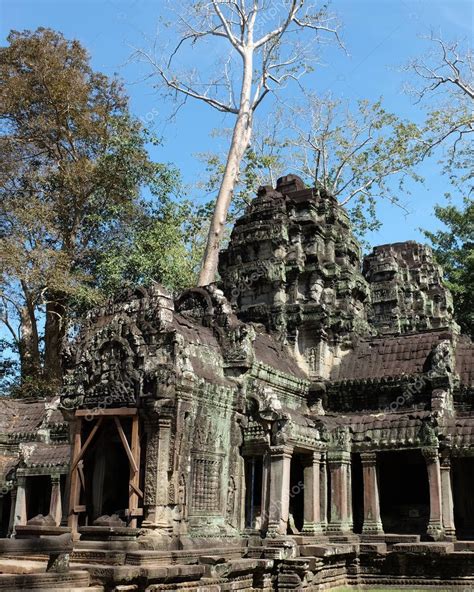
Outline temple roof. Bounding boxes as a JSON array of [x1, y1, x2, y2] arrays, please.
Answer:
[[330, 330, 454, 383], [0, 455, 17, 483], [20, 442, 70, 468], [253, 332, 307, 380], [0, 398, 68, 438]]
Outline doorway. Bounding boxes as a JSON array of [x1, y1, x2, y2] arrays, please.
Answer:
[[288, 453, 305, 533], [452, 457, 474, 539], [378, 449, 429, 534]]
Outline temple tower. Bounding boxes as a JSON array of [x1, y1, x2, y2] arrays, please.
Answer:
[[363, 241, 457, 334], [219, 174, 371, 380]]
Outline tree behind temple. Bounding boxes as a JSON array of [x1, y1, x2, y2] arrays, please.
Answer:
[[423, 198, 474, 339], [0, 28, 187, 389], [139, 0, 343, 286]]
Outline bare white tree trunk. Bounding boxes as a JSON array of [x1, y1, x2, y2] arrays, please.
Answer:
[[139, 1, 342, 285], [198, 52, 253, 286]]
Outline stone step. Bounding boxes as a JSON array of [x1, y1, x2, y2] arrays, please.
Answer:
[[75, 540, 139, 551], [392, 542, 455, 554], [13, 588, 103, 592], [0, 558, 45, 573], [72, 561, 207, 585], [247, 545, 296, 560], [0, 570, 90, 590], [124, 546, 243, 566], [361, 533, 421, 544], [71, 548, 126, 565], [300, 543, 358, 557], [454, 540, 474, 552], [359, 542, 388, 554]]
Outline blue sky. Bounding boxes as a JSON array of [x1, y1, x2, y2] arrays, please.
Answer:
[[1, 0, 472, 247]]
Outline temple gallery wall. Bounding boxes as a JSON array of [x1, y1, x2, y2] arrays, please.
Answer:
[[0, 174, 473, 591]]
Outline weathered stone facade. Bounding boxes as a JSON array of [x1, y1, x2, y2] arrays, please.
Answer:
[[0, 174, 473, 591]]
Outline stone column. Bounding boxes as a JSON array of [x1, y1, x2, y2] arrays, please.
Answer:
[[423, 448, 444, 540], [260, 452, 271, 532], [7, 489, 16, 537], [142, 416, 173, 532], [347, 458, 353, 532], [267, 445, 293, 536], [13, 475, 27, 531], [440, 455, 456, 539], [49, 475, 62, 527], [361, 452, 384, 534], [327, 451, 351, 533], [302, 452, 323, 534], [319, 453, 328, 532]]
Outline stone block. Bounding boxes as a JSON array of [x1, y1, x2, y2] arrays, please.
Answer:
[[300, 544, 357, 557], [392, 542, 454, 554], [359, 542, 387, 554]]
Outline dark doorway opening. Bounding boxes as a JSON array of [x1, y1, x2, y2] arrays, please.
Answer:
[[83, 420, 129, 524], [26, 475, 51, 520], [378, 450, 429, 534], [0, 493, 11, 536], [244, 457, 263, 529], [288, 453, 305, 533], [351, 453, 364, 534], [452, 457, 474, 539]]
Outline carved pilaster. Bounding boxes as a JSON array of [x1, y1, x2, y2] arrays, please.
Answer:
[[422, 447, 444, 540], [302, 452, 323, 535], [267, 445, 293, 536], [49, 474, 62, 527], [142, 416, 173, 532], [7, 489, 17, 537], [319, 453, 328, 532], [327, 450, 351, 534], [440, 454, 456, 539], [13, 475, 27, 532], [360, 452, 383, 535]]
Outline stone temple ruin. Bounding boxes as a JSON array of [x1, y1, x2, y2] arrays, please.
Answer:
[[0, 174, 473, 591]]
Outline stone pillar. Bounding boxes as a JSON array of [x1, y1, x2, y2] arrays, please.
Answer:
[[440, 455, 456, 539], [7, 489, 16, 537], [267, 445, 293, 536], [302, 452, 323, 534], [13, 475, 27, 531], [327, 451, 351, 533], [49, 475, 62, 527], [261, 452, 271, 532], [361, 452, 384, 534], [347, 458, 353, 532], [423, 448, 444, 540], [319, 453, 328, 532], [142, 416, 173, 532]]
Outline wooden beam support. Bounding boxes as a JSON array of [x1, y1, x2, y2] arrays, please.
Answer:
[[68, 418, 82, 533], [130, 481, 143, 499], [75, 408, 137, 417], [71, 417, 103, 471], [129, 415, 141, 528], [113, 417, 139, 474], [77, 461, 86, 492]]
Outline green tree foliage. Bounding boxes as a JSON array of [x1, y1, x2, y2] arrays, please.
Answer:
[[92, 197, 206, 297], [423, 198, 474, 338], [0, 28, 202, 392], [409, 36, 473, 338], [407, 35, 473, 200], [199, 96, 423, 238]]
